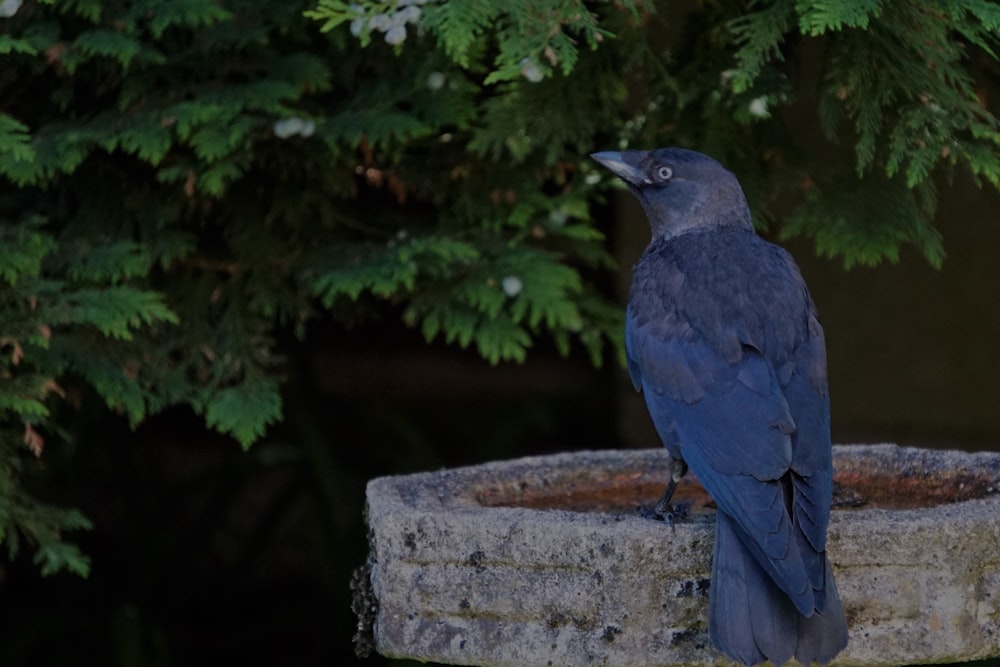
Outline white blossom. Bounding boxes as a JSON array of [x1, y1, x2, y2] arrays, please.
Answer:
[[397, 5, 421, 23], [426, 71, 446, 91], [748, 96, 769, 118], [519, 58, 544, 83], [273, 117, 315, 139], [501, 276, 523, 298], [368, 13, 391, 32], [346, 1, 428, 45], [0, 0, 22, 18], [385, 25, 407, 45]]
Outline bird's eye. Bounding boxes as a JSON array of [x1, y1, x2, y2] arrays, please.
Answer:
[[656, 166, 673, 181]]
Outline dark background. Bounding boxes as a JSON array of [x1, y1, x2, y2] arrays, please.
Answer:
[[1, 177, 997, 666]]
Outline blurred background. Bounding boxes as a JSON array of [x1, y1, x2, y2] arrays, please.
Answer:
[[1, 1, 999, 666]]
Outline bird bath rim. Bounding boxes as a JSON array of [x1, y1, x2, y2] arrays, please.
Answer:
[[470, 444, 1000, 517]]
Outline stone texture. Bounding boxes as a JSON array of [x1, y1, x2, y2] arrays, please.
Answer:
[[362, 444, 1000, 666]]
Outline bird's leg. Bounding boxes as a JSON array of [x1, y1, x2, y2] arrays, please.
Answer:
[[652, 478, 679, 514], [639, 457, 689, 526]]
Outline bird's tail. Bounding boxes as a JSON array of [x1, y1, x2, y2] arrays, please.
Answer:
[[794, 556, 848, 666], [709, 512, 848, 666]]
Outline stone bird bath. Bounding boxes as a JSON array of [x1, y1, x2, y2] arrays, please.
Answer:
[[354, 444, 1000, 666]]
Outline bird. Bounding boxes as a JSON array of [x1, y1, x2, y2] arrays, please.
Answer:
[[591, 147, 848, 666]]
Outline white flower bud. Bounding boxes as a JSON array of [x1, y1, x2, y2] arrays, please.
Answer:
[[426, 71, 446, 90], [273, 117, 304, 139], [369, 13, 391, 32], [748, 96, 769, 118], [519, 58, 544, 83], [273, 117, 315, 139], [0, 0, 22, 17], [389, 9, 408, 28], [501, 276, 523, 298], [385, 25, 407, 45], [398, 6, 421, 23]]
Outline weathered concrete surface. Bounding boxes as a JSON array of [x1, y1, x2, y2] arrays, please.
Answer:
[[362, 444, 1000, 666]]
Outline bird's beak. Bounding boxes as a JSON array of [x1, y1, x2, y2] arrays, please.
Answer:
[[590, 151, 649, 186]]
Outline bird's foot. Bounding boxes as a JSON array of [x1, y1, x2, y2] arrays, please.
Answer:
[[637, 502, 689, 529]]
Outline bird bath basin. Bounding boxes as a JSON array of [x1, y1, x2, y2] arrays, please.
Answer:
[[355, 444, 1000, 666]]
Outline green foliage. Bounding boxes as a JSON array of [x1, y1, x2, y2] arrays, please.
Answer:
[[0, 114, 34, 165], [728, 0, 796, 95], [795, 0, 883, 36], [0, 0, 636, 575], [0, 34, 36, 55], [0, 455, 94, 578], [307, 0, 637, 82], [0, 217, 182, 578], [72, 29, 145, 67], [782, 177, 942, 268], [417, 0, 501, 69], [722, 0, 1000, 267], [144, 0, 234, 38], [1, 0, 1000, 576], [204, 372, 283, 448]]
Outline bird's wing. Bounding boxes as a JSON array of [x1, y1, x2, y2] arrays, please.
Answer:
[[626, 309, 795, 477], [627, 313, 817, 614], [780, 311, 835, 604]]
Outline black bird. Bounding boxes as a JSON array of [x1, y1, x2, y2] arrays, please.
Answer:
[[592, 148, 848, 666]]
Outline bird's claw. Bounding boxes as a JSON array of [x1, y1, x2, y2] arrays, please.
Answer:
[[638, 502, 689, 529]]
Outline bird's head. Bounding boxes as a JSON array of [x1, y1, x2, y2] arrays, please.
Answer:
[[590, 148, 752, 240]]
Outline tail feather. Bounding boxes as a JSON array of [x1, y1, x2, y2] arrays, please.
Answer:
[[795, 557, 848, 665], [710, 512, 847, 666]]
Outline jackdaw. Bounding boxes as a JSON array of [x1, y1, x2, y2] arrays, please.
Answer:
[[592, 147, 848, 666]]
